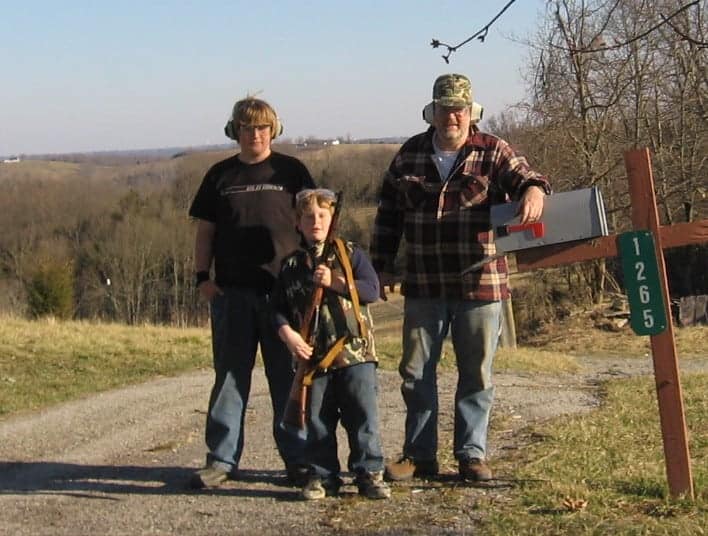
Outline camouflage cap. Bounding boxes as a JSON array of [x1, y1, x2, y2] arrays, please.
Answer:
[[432, 73, 473, 107]]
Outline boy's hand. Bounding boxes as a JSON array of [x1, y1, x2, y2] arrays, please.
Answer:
[[198, 280, 223, 301], [314, 264, 346, 293], [313, 264, 332, 288], [278, 325, 314, 361]]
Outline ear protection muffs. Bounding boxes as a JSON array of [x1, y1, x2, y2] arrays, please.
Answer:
[[422, 102, 484, 124], [224, 100, 284, 141]]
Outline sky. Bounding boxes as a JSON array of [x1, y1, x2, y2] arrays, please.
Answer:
[[0, 1, 547, 156]]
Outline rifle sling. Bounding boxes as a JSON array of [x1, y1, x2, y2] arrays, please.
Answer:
[[302, 239, 367, 386], [333, 238, 367, 339], [302, 336, 346, 386]]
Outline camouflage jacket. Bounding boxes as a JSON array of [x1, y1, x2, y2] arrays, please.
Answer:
[[272, 241, 379, 371]]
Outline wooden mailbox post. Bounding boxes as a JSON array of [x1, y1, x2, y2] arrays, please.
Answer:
[[515, 148, 706, 498]]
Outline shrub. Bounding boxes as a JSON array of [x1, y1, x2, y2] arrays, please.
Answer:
[[26, 261, 74, 319]]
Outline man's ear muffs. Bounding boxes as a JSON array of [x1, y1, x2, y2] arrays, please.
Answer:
[[422, 102, 484, 124]]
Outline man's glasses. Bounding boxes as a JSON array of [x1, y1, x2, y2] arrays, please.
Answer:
[[295, 188, 337, 203], [435, 106, 469, 117]]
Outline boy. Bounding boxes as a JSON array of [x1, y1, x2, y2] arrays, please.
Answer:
[[189, 97, 313, 488], [272, 188, 391, 500]]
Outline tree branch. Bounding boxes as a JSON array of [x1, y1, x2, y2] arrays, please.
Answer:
[[430, 0, 518, 63]]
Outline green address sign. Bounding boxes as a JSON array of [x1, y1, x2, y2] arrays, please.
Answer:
[[618, 231, 667, 336]]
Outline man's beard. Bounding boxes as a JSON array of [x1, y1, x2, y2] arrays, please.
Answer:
[[439, 126, 465, 143]]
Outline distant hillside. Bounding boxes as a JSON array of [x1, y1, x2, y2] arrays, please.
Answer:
[[0, 143, 401, 193], [1, 138, 408, 167], [1, 145, 234, 166]]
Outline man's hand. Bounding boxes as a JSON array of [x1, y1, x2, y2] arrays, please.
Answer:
[[197, 280, 223, 302], [518, 185, 546, 224], [377, 272, 398, 301]]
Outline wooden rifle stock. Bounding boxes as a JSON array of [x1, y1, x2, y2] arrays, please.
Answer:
[[282, 284, 323, 428], [282, 192, 343, 429]]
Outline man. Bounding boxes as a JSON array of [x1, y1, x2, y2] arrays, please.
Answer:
[[188, 97, 315, 488], [370, 74, 551, 482]]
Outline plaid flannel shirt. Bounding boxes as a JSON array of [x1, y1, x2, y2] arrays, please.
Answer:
[[370, 127, 551, 301]]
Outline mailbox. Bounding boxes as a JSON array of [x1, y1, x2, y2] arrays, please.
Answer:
[[491, 186, 609, 252]]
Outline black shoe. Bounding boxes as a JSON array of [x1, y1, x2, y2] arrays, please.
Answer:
[[285, 463, 309, 487]]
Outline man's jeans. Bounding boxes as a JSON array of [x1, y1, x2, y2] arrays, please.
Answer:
[[205, 287, 305, 472], [400, 297, 501, 462], [306, 363, 384, 478]]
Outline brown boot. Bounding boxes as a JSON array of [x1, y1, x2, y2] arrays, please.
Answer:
[[458, 458, 492, 482], [384, 456, 439, 481], [189, 465, 230, 489]]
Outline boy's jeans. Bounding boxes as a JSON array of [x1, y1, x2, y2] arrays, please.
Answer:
[[205, 287, 305, 472], [399, 297, 501, 462], [306, 362, 384, 478]]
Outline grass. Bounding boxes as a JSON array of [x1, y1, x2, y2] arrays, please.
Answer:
[[0, 315, 211, 416], [376, 335, 581, 374], [525, 315, 708, 359], [3, 303, 701, 417], [483, 372, 708, 534], [1, 313, 706, 532]]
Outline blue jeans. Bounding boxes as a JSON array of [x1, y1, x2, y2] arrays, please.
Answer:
[[205, 287, 305, 473], [306, 363, 384, 479], [400, 297, 501, 462]]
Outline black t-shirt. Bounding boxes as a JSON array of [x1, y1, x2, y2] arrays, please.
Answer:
[[189, 151, 315, 291]]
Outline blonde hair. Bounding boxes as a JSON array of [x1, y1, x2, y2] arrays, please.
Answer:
[[230, 98, 280, 141]]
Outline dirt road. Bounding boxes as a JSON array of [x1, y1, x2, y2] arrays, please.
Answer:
[[1, 357, 701, 535]]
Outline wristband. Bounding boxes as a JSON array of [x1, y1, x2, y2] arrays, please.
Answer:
[[195, 271, 210, 287]]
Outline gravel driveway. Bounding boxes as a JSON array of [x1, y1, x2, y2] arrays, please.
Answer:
[[1, 356, 703, 535]]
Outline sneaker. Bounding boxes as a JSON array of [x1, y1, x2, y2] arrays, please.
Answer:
[[385, 456, 439, 481], [458, 458, 492, 482], [189, 465, 230, 489], [355, 471, 391, 500], [285, 463, 309, 487], [301, 475, 342, 500]]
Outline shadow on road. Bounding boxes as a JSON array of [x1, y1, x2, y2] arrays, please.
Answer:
[[0, 462, 300, 500]]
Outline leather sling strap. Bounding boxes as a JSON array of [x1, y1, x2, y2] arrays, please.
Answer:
[[302, 239, 368, 385], [333, 238, 367, 339], [302, 336, 346, 386]]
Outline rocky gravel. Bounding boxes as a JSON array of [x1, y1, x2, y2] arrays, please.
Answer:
[[1, 356, 705, 535]]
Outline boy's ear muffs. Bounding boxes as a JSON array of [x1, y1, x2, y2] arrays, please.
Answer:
[[224, 117, 283, 141], [223, 99, 284, 141], [272, 117, 283, 138], [422, 102, 484, 124], [224, 119, 238, 141]]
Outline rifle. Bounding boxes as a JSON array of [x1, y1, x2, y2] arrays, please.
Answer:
[[282, 191, 344, 429]]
